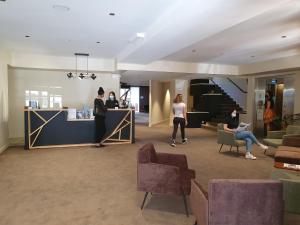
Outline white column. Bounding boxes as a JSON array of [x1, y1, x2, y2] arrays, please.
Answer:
[[112, 74, 121, 99]]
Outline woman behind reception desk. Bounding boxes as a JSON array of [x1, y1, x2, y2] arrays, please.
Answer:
[[94, 87, 107, 148], [105, 91, 119, 109]]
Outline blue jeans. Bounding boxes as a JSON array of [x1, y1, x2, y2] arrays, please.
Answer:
[[235, 131, 259, 152]]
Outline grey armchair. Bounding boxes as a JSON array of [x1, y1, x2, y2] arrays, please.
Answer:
[[217, 123, 245, 154], [263, 125, 300, 154], [190, 179, 284, 225]]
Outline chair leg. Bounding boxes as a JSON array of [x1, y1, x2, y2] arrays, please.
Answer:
[[182, 192, 189, 217], [219, 144, 223, 153], [194, 220, 198, 225], [141, 192, 149, 210], [236, 146, 239, 155], [264, 148, 267, 155], [230, 146, 232, 151]]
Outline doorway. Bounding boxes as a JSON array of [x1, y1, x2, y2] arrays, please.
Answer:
[[120, 85, 149, 125], [254, 77, 295, 137]]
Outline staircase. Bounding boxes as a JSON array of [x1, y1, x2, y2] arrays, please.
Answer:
[[190, 79, 245, 124]]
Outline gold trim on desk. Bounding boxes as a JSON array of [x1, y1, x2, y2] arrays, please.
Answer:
[[27, 110, 63, 149], [102, 110, 133, 144]]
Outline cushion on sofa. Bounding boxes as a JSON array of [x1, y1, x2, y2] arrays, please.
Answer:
[[282, 135, 300, 147], [263, 139, 283, 148]]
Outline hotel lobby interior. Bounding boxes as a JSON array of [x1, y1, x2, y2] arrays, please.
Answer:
[[1, 1, 300, 225]]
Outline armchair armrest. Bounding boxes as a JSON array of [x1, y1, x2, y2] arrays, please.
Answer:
[[156, 153, 188, 170], [137, 163, 181, 194], [190, 180, 208, 225], [217, 130, 235, 146], [267, 130, 286, 139]]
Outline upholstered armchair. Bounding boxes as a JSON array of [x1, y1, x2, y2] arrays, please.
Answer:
[[137, 143, 195, 216], [189, 179, 284, 225], [217, 123, 245, 154]]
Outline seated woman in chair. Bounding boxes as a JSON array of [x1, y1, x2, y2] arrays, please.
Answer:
[[224, 108, 268, 160]]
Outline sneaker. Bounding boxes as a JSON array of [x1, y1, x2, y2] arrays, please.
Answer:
[[170, 140, 176, 147], [245, 153, 257, 160], [182, 138, 188, 144], [259, 143, 268, 150], [95, 143, 106, 148]]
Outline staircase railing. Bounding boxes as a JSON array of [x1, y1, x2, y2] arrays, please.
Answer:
[[227, 78, 247, 93], [209, 77, 247, 110]]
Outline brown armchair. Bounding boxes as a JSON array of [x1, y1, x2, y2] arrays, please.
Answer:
[[190, 179, 284, 225], [137, 143, 195, 216]]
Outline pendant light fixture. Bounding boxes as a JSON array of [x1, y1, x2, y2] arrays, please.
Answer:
[[66, 53, 97, 80]]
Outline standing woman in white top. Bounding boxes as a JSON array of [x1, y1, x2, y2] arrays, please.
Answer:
[[171, 94, 187, 147]]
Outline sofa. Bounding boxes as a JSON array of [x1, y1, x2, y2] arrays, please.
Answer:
[[263, 125, 300, 153], [189, 179, 284, 225], [274, 135, 300, 171]]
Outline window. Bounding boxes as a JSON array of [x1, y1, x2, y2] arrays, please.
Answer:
[[25, 90, 62, 108]]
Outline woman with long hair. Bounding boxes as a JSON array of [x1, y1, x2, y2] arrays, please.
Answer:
[[224, 108, 268, 159], [264, 90, 276, 132], [94, 87, 107, 148], [170, 94, 187, 147]]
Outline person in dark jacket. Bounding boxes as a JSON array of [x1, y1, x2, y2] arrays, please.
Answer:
[[105, 91, 119, 109], [94, 87, 107, 147]]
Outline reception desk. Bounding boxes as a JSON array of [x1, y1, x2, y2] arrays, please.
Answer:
[[186, 111, 210, 128], [24, 108, 135, 149]]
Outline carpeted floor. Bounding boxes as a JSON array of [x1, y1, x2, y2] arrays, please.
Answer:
[[0, 125, 299, 225]]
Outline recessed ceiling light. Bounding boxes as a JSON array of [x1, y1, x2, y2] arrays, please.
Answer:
[[96, 41, 101, 44], [251, 55, 255, 58], [136, 32, 145, 38], [281, 35, 287, 38], [53, 5, 70, 12], [109, 12, 115, 16], [25, 35, 30, 38], [192, 49, 196, 53]]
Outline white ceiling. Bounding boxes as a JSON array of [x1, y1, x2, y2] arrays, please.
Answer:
[[121, 70, 186, 86], [0, 0, 299, 66], [0, 0, 176, 58], [165, 0, 300, 65]]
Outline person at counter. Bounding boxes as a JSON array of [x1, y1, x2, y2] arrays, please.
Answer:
[[94, 87, 107, 148], [105, 91, 119, 109]]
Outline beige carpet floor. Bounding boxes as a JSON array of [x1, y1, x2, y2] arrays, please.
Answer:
[[0, 125, 299, 225]]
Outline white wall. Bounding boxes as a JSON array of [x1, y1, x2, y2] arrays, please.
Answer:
[[8, 68, 120, 138], [293, 71, 300, 114], [10, 53, 115, 72], [149, 80, 172, 126], [0, 51, 10, 153], [239, 77, 255, 130]]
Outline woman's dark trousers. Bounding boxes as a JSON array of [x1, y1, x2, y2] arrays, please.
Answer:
[[172, 117, 185, 140], [95, 116, 106, 143]]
